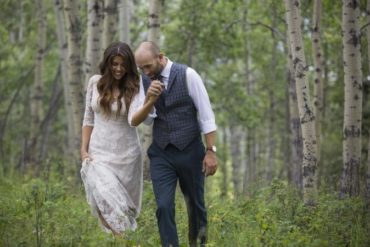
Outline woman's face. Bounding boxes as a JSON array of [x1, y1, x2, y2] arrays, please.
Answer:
[[111, 56, 126, 81]]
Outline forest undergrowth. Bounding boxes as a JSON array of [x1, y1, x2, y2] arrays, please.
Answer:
[[0, 162, 369, 247]]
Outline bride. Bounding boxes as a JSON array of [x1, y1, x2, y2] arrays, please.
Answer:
[[80, 42, 163, 235]]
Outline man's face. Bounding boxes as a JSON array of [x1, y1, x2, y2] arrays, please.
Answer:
[[136, 53, 163, 80]]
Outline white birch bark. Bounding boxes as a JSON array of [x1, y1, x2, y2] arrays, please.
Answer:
[[285, 0, 318, 205], [148, 0, 161, 43], [30, 0, 46, 167], [63, 0, 84, 152], [141, 0, 162, 180], [340, 0, 362, 197], [221, 126, 228, 198], [287, 42, 303, 188], [102, 0, 118, 50], [118, 0, 132, 44], [242, 0, 252, 196], [311, 0, 324, 164], [267, 5, 278, 182], [230, 125, 243, 197], [85, 0, 103, 87], [250, 132, 257, 185], [54, 0, 75, 152], [19, 0, 25, 43]]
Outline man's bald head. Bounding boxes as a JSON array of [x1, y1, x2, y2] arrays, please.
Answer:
[[135, 41, 160, 59], [135, 41, 166, 79]]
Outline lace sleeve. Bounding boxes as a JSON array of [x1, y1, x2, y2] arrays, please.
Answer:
[[82, 75, 98, 127], [127, 77, 145, 127]]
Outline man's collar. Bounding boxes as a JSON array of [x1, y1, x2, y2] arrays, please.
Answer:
[[160, 57, 172, 79]]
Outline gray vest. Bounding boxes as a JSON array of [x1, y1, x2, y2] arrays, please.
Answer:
[[143, 63, 200, 150]]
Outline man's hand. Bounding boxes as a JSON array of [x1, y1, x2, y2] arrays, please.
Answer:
[[147, 80, 164, 98], [202, 151, 217, 176]]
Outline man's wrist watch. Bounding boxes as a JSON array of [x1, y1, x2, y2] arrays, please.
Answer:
[[206, 145, 217, 153]]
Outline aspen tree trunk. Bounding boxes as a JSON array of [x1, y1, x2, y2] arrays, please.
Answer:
[[85, 0, 103, 87], [148, 0, 161, 43], [63, 0, 84, 155], [366, 0, 370, 201], [186, 5, 196, 68], [54, 0, 75, 154], [311, 0, 324, 166], [40, 68, 63, 161], [30, 0, 46, 171], [141, 0, 162, 180], [221, 126, 228, 198], [242, 0, 252, 196], [243, 135, 251, 194], [243, 130, 257, 193], [102, 0, 118, 50], [230, 125, 243, 197], [283, 82, 291, 180], [340, 0, 362, 197], [287, 43, 303, 188], [267, 5, 278, 182], [249, 132, 260, 184], [119, 0, 131, 44], [19, 0, 25, 43], [187, 37, 195, 68], [285, 0, 318, 205]]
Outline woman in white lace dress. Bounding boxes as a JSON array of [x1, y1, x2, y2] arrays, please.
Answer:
[[80, 42, 163, 235]]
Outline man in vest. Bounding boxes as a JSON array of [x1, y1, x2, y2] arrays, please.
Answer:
[[135, 41, 217, 247]]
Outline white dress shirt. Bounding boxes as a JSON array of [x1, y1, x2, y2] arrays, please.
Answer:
[[147, 58, 217, 134]]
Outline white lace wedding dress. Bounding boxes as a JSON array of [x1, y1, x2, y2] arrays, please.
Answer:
[[80, 74, 144, 233]]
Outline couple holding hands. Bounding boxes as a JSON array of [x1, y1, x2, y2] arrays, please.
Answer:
[[80, 41, 217, 247]]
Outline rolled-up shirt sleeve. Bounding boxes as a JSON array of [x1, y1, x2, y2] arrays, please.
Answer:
[[186, 68, 217, 134], [82, 75, 99, 127]]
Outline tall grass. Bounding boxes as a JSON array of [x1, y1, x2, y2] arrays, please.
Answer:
[[0, 171, 369, 246]]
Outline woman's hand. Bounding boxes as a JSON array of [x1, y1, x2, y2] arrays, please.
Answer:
[[146, 94, 159, 104], [81, 149, 91, 162]]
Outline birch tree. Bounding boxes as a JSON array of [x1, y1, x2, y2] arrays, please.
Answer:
[[118, 0, 132, 44], [85, 0, 103, 87], [242, 0, 251, 195], [102, 0, 117, 50], [285, 0, 318, 205], [29, 0, 46, 169], [19, 1, 25, 43], [311, 0, 324, 164], [221, 127, 228, 198], [148, 0, 162, 43], [267, 4, 278, 182], [230, 125, 243, 197], [141, 0, 162, 180], [287, 41, 303, 188], [63, 0, 84, 154], [54, 0, 75, 154], [340, 0, 363, 197]]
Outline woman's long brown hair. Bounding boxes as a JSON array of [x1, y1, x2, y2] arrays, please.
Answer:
[[97, 42, 140, 116]]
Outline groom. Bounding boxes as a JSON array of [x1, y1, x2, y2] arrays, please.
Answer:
[[135, 41, 218, 247]]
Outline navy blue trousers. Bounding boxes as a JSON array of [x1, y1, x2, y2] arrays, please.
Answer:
[[148, 138, 207, 247]]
